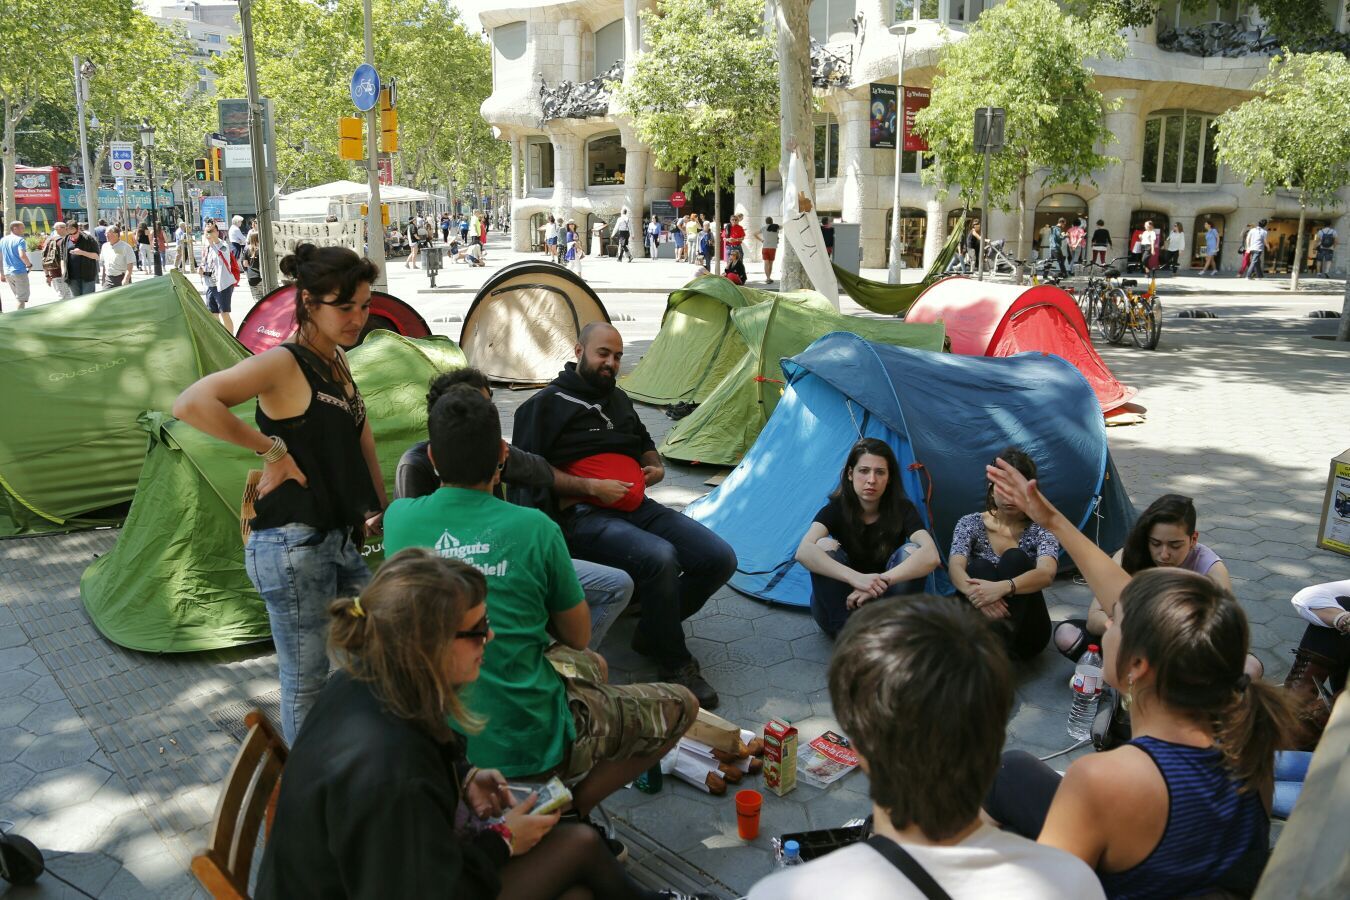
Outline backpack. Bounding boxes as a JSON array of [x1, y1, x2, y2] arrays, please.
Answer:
[[1320, 229, 1336, 250]]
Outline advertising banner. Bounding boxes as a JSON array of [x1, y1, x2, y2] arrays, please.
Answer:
[[60, 187, 174, 211], [903, 87, 931, 152], [869, 83, 898, 149], [199, 196, 229, 228]]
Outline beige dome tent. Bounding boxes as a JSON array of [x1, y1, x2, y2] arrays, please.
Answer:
[[459, 261, 611, 385]]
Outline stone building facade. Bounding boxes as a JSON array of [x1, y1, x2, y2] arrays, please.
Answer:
[[480, 0, 1349, 273]]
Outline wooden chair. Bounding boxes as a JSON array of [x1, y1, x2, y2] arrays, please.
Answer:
[[191, 710, 288, 899]]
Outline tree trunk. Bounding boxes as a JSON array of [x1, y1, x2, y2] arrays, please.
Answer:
[[1339, 267, 1350, 341], [776, 0, 812, 293], [2, 97, 17, 223], [713, 163, 722, 276], [1290, 200, 1306, 292]]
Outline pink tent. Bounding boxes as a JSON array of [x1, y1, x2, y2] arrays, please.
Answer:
[[235, 286, 431, 354], [906, 276, 1136, 413]]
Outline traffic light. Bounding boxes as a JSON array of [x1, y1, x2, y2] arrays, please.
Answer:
[[209, 147, 223, 181], [194, 158, 208, 182], [339, 117, 364, 161], [379, 87, 398, 153]]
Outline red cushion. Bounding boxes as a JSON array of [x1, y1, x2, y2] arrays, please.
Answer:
[[560, 453, 646, 511]]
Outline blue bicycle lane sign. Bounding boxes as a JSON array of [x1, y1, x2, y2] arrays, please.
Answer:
[[350, 64, 381, 112]]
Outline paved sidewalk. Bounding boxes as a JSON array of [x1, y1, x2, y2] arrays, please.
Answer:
[[1, 235, 1348, 897]]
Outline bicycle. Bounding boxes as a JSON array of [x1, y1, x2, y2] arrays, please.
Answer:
[[1102, 263, 1162, 350], [1075, 260, 1121, 341]]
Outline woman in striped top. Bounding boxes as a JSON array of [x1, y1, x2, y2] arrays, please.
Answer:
[[982, 459, 1297, 900]]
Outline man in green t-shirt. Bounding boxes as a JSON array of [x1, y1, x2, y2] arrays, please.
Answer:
[[384, 386, 697, 816]]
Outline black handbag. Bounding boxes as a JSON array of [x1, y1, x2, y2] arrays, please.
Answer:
[[1091, 685, 1133, 751]]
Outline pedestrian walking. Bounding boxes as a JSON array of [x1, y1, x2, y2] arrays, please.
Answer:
[[41, 221, 73, 300], [1245, 218, 1270, 280], [544, 214, 559, 261], [134, 223, 151, 271], [1, 220, 33, 311], [1165, 222, 1186, 274], [1090, 220, 1111, 268], [1200, 221, 1219, 275], [99, 226, 137, 288], [759, 216, 779, 282], [1138, 220, 1160, 273], [1068, 218, 1086, 267], [64, 222, 99, 297], [1049, 217, 1068, 277], [244, 231, 266, 303], [172, 243, 386, 744], [612, 207, 633, 262], [201, 222, 238, 331], [672, 214, 687, 262], [1314, 223, 1337, 277], [229, 215, 247, 261], [645, 215, 662, 259]]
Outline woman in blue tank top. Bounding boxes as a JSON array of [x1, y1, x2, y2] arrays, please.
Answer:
[[982, 460, 1297, 900], [174, 244, 387, 744]]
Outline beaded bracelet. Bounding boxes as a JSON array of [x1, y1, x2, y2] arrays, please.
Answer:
[[257, 434, 287, 464], [487, 822, 514, 856]]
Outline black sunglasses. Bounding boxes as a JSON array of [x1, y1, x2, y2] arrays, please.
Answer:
[[456, 613, 491, 643]]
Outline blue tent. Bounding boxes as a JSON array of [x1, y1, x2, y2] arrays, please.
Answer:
[[684, 332, 1136, 606]]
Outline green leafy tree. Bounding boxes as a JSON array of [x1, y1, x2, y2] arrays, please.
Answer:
[[1, 0, 133, 220], [914, 0, 1125, 264], [615, 0, 779, 272], [1214, 52, 1350, 302]]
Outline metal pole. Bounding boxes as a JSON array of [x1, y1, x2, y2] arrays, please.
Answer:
[[362, 0, 387, 288], [73, 56, 99, 226], [239, 0, 278, 291], [977, 114, 991, 281], [145, 144, 162, 276], [887, 25, 915, 284]]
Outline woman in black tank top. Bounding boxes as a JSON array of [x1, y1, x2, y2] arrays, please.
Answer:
[[174, 244, 387, 743]]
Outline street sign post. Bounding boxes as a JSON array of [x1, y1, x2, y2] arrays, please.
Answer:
[[974, 106, 1006, 281], [110, 141, 136, 178], [670, 191, 686, 209], [350, 64, 380, 113]]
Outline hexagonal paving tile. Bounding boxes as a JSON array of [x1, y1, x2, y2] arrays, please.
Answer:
[[0, 645, 37, 672], [15, 760, 113, 811], [18, 697, 85, 736], [0, 667, 39, 698], [736, 687, 814, 727], [688, 613, 756, 643], [725, 635, 793, 668], [752, 612, 818, 642], [16, 800, 118, 855], [0, 725, 37, 763], [16, 727, 100, 773], [0, 759, 36, 798], [0, 695, 38, 728], [789, 632, 834, 666], [21, 674, 65, 705]]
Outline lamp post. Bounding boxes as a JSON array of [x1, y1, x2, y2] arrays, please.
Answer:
[[887, 21, 916, 284], [430, 175, 440, 216], [74, 57, 99, 228], [139, 120, 163, 277]]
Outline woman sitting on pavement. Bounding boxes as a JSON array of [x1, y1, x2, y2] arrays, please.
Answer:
[[1052, 495, 1262, 680], [724, 246, 748, 285], [981, 459, 1296, 900], [256, 549, 712, 900], [795, 438, 940, 638], [948, 448, 1059, 660]]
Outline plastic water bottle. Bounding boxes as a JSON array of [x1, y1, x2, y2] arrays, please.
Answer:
[[1067, 644, 1104, 740], [778, 840, 803, 868]]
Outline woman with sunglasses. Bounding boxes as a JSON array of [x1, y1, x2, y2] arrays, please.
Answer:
[[256, 549, 714, 900], [948, 448, 1059, 660]]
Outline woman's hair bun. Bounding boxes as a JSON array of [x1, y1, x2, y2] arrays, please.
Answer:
[[278, 242, 317, 279]]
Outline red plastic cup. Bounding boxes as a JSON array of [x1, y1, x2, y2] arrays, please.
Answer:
[[735, 788, 763, 840]]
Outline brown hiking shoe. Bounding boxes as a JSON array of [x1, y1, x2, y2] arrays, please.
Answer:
[[1282, 647, 1337, 749]]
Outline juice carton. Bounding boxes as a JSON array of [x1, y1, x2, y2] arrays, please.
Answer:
[[762, 718, 798, 796]]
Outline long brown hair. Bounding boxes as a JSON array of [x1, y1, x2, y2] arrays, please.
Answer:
[[328, 549, 487, 740], [1121, 494, 1197, 574], [831, 438, 912, 566], [1114, 569, 1295, 789], [278, 243, 379, 341]]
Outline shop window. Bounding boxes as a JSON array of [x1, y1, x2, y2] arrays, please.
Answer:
[[885, 207, 926, 269], [899, 149, 932, 175], [527, 139, 555, 190], [947, 207, 981, 235], [947, 0, 991, 23], [1141, 109, 1220, 186], [587, 133, 626, 186], [594, 20, 624, 77], [1033, 193, 1088, 252], [893, 0, 941, 23], [814, 114, 840, 181]]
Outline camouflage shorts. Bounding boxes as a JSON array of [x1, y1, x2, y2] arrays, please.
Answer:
[[544, 645, 696, 781]]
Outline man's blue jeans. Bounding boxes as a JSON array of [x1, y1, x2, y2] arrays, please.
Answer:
[[566, 498, 737, 668], [573, 559, 633, 650], [245, 524, 370, 744]]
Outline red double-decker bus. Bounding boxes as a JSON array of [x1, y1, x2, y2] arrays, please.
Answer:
[[13, 166, 68, 234]]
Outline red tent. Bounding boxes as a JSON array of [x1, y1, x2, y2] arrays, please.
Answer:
[[235, 286, 431, 354], [906, 276, 1136, 413]]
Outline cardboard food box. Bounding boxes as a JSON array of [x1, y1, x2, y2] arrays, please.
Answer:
[[685, 709, 741, 754], [1316, 448, 1350, 558], [762, 718, 798, 796]]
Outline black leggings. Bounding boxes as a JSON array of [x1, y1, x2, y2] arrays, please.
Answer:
[[965, 549, 1050, 660], [1299, 614, 1350, 693], [983, 750, 1061, 840], [498, 823, 662, 900]]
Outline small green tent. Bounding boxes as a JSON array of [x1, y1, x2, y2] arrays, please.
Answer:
[[659, 299, 946, 466], [831, 215, 965, 316], [80, 332, 468, 653], [619, 277, 833, 406], [0, 272, 248, 536]]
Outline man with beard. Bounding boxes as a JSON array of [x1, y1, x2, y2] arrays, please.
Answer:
[[513, 323, 737, 708]]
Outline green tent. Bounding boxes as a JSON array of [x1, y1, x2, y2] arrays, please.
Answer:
[[0, 272, 248, 536], [80, 332, 468, 653], [619, 276, 832, 406], [831, 215, 966, 316], [658, 299, 946, 466]]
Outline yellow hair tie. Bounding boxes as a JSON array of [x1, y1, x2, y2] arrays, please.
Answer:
[[350, 596, 366, 618]]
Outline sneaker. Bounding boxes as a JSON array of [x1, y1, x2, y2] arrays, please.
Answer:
[[659, 659, 720, 710]]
